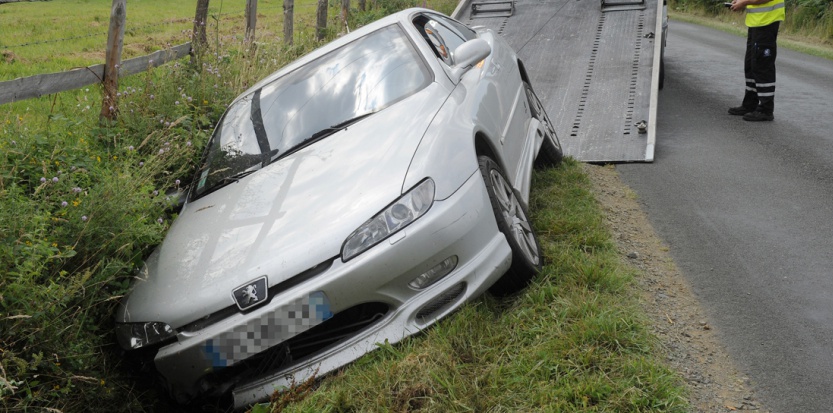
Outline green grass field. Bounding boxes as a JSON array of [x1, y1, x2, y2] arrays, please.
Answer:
[[0, 0, 303, 80]]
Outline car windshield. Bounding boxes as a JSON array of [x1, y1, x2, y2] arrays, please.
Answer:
[[191, 24, 432, 200]]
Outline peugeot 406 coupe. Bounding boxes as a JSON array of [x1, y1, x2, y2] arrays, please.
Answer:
[[115, 7, 563, 408]]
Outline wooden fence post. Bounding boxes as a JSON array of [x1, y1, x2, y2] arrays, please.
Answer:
[[192, 0, 210, 64], [100, 0, 126, 121], [341, 0, 349, 30], [245, 0, 258, 44], [316, 0, 327, 41], [283, 0, 294, 45]]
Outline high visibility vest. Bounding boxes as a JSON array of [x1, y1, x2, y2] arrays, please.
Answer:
[[746, 0, 785, 27]]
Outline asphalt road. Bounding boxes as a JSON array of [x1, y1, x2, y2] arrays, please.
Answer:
[[616, 20, 833, 413]]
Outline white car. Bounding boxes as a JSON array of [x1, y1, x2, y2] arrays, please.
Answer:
[[115, 7, 563, 408]]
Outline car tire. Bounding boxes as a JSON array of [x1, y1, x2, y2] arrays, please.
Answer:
[[524, 83, 563, 168], [479, 156, 543, 296]]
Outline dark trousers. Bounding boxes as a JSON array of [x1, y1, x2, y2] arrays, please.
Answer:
[[742, 22, 779, 114]]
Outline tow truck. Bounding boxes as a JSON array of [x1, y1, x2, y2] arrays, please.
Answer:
[[454, 0, 668, 162]]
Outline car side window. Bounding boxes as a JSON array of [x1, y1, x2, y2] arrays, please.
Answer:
[[435, 15, 477, 41], [413, 16, 466, 66]]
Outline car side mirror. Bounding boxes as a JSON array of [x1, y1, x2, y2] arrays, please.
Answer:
[[449, 39, 491, 82]]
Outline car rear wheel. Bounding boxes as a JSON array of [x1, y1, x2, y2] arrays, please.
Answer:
[[525, 83, 563, 168], [479, 156, 543, 296]]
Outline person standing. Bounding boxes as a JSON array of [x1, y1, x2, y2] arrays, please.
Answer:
[[727, 0, 785, 121]]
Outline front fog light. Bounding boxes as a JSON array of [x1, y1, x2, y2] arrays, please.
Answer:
[[409, 256, 458, 289]]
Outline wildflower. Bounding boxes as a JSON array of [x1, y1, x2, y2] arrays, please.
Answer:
[[153, 190, 159, 196], [52, 177, 59, 183], [72, 200, 81, 207], [165, 122, 170, 127], [175, 179, 181, 186], [109, 106, 115, 112], [159, 149, 165, 155], [165, 142, 170, 146], [150, 94, 155, 100], [139, 161, 144, 167], [175, 101, 180, 105], [81, 215, 88, 222], [61, 201, 68, 207], [128, 145, 134, 151], [157, 217, 164, 224], [186, 141, 192, 147], [72, 187, 82, 193], [40, 177, 47, 183]]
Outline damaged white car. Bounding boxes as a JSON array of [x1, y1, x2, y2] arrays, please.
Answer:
[[115, 7, 562, 408]]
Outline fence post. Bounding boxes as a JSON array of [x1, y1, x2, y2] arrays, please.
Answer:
[[100, 0, 126, 121], [192, 0, 210, 64], [284, 0, 294, 45], [245, 0, 258, 44], [316, 0, 327, 41], [341, 0, 349, 30]]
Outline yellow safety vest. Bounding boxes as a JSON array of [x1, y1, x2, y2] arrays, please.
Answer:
[[746, 0, 785, 27]]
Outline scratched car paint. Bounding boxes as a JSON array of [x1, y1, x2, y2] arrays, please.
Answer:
[[115, 8, 563, 408]]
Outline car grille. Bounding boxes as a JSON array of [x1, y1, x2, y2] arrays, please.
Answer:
[[201, 301, 389, 392], [179, 259, 335, 333]]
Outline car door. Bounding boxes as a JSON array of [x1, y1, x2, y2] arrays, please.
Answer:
[[412, 13, 527, 186]]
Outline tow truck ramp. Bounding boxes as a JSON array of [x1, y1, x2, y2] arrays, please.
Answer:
[[453, 0, 665, 162]]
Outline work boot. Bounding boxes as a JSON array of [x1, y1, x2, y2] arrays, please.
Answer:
[[743, 111, 774, 122], [728, 106, 755, 116]]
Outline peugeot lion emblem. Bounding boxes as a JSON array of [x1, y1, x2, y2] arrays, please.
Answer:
[[232, 276, 268, 311]]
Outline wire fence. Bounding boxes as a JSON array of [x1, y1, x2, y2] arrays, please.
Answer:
[[0, 0, 347, 107]]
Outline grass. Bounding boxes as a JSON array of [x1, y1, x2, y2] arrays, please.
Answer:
[[0, 0, 298, 80]]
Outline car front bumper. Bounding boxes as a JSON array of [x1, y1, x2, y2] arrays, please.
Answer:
[[153, 169, 513, 407]]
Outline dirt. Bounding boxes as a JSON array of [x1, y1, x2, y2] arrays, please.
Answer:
[[583, 164, 769, 413]]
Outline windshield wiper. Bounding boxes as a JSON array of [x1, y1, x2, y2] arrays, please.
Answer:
[[197, 169, 258, 198], [278, 112, 376, 161]]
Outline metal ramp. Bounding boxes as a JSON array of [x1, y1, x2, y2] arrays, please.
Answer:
[[453, 0, 663, 162]]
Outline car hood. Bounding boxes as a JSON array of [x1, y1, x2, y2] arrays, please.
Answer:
[[118, 85, 447, 327]]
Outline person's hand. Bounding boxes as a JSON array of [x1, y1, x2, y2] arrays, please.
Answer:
[[730, 0, 745, 12]]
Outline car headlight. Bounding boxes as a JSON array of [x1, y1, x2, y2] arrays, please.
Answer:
[[115, 321, 176, 350], [342, 178, 435, 261]]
